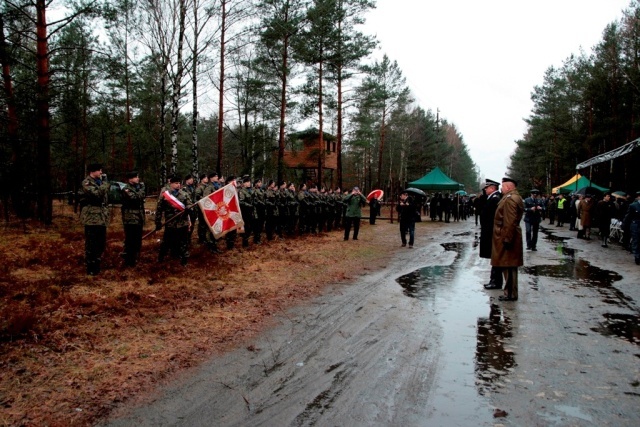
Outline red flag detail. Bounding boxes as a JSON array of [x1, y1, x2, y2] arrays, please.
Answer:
[[197, 183, 245, 239], [162, 190, 185, 211]]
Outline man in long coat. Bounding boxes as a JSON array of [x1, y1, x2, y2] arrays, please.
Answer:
[[480, 179, 502, 289], [491, 177, 524, 301]]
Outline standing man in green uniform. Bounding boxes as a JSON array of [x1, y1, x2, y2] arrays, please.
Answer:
[[120, 171, 146, 267], [79, 163, 110, 276], [343, 186, 367, 240]]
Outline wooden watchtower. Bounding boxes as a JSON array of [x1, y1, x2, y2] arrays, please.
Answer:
[[283, 129, 337, 187]]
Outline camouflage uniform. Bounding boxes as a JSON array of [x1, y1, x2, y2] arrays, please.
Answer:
[[155, 187, 192, 265], [252, 183, 266, 244], [265, 185, 279, 240], [121, 181, 146, 266], [238, 185, 255, 247], [79, 174, 110, 275]]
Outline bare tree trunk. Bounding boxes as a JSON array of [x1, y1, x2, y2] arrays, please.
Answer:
[[170, 0, 187, 176], [336, 65, 343, 189], [159, 71, 167, 185], [36, 0, 52, 224], [191, 2, 199, 178], [277, 31, 289, 183], [124, 0, 133, 171], [216, 0, 227, 176], [0, 13, 23, 219], [317, 60, 324, 186], [376, 106, 386, 189]]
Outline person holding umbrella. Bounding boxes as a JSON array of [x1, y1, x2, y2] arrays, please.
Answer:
[[397, 191, 417, 247], [367, 189, 383, 225]]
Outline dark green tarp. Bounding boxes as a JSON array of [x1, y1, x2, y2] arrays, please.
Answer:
[[556, 176, 608, 194], [408, 167, 463, 191]]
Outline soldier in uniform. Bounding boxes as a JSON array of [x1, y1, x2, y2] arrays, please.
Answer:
[[264, 180, 279, 240], [194, 173, 210, 244], [276, 181, 288, 237], [343, 186, 367, 240], [524, 189, 544, 250], [252, 178, 266, 244], [183, 174, 197, 241], [297, 183, 310, 234], [79, 163, 110, 275], [287, 182, 299, 234], [224, 176, 238, 250], [480, 179, 503, 289], [334, 187, 343, 229], [120, 171, 146, 267], [155, 175, 192, 266], [491, 177, 524, 301], [238, 175, 255, 247]]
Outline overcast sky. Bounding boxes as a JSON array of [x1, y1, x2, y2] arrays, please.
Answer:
[[362, 0, 631, 184]]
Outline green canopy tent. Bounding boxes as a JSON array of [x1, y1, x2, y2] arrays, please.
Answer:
[[555, 175, 608, 194], [408, 167, 463, 191]]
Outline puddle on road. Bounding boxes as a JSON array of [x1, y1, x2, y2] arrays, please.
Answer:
[[395, 242, 499, 425], [529, 229, 639, 346]]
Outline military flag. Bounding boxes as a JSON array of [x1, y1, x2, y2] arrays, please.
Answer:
[[161, 190, 186, 211], [197, 183, 244, 239]]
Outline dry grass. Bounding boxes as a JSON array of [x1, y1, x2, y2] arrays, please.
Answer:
[[0, 205, 400, 426]]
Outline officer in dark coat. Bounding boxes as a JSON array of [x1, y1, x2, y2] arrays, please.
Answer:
[[524, 189, 544, 250], [480, 179, 502, 289], [120, 171, 146, 267], [79, 163, 110, 275]]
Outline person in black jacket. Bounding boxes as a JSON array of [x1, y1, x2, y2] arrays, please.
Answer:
[[479, 179, 503, 289], [397, 191, 417, 247]]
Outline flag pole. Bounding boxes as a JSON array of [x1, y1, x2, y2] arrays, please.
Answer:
[[142, 201, 200, 240]]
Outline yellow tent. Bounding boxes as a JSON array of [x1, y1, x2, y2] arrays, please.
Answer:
[[552, 174, 581, 194]]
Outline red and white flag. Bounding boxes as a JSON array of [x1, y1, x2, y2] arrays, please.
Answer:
[[197, 183, 245, 239], [162, 190, 186, 211]]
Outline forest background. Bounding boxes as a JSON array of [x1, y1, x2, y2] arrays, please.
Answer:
[[1, 0, 640, 226]]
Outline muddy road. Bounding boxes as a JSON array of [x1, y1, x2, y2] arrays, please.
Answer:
[[106, 221, 640, 426]]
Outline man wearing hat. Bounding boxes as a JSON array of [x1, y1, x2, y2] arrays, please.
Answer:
[[120, 171, 146, 267], [524, 188, 544, 250], [622, 191, 640, 265], [480, 179, 503, 289], [491, 177, 524, 301], [79, 163, 110, 275], [343, 186, 367, 241], [155, 175, 192, 266]]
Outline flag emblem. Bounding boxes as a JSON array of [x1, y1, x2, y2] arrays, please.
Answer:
[[197, 184, 244, 239]]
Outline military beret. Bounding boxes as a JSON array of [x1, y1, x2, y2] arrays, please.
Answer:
[[125, 170, 139, 179], [502, 177, 518, 186], [87, 163, 102, 173], [225, 175, 236, 184], [242, 174, 250, 181], [484, 179, 499, 188], [169, 175, 181, 183], [185, 174, 193, 181]]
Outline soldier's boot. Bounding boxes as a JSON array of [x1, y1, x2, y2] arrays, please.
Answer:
[[180, 257, 188, 266]]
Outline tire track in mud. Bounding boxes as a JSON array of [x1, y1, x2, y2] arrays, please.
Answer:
[[105, 235, 469, 427]]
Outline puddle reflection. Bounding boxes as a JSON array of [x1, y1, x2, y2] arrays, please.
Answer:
[[475, 304, 516, 395]]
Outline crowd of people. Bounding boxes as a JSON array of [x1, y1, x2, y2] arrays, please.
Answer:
[[475, 180, 640, 301], [77, 163, 640, 276], [78, 165, 374, 275]]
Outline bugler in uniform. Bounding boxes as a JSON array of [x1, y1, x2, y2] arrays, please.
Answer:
[[79, 163, 110, 275]]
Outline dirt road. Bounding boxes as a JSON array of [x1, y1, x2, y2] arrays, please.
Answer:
[[105, 220, 640, 426]]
